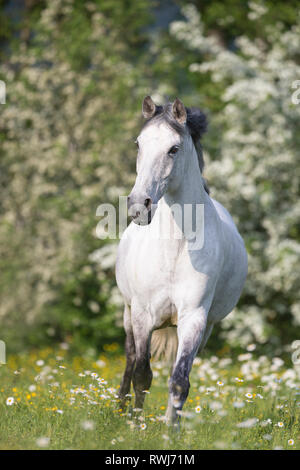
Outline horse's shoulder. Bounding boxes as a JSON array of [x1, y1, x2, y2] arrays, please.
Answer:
[[210, 197, 243, 241], [210, 197, 233, 226]]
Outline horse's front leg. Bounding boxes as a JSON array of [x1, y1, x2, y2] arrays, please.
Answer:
[[118, 305, 136, 409], [131, 304, 153, 410], [167, 307, 208, 426]]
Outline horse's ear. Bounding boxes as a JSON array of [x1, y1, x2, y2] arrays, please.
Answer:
[[172, 98, 187, 125], [142, 96, 156, 119]]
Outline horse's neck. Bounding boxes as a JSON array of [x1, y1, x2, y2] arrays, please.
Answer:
[[159, 144, 210, 241], [164, 144, 208, 209]]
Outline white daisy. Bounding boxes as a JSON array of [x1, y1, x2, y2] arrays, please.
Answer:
[[36, 437, 50, 448], [81, 420, 95, 431]]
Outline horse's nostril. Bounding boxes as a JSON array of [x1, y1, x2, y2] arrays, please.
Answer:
[[144, 198, 152, 209]]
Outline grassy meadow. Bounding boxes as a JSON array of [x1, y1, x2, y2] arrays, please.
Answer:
[[0, 346, 299, 450]]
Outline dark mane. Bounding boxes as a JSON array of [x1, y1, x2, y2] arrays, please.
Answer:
[[143, 102, 209, 193]]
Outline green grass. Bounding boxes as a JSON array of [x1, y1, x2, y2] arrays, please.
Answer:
[[0, 347, 299, 450]]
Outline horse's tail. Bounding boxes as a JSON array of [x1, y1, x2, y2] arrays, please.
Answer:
[[151, 327, 178, 363]]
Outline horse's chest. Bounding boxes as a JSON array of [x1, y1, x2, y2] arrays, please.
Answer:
[[125, 240, 181, 324], [117, 215, 219, 316], [130, 237, 182, 291]]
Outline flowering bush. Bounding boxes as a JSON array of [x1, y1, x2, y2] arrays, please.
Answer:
[[0, 0, 299, 353], [0, 0, 147, 350]]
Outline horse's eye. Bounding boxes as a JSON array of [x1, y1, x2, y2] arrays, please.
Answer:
[[135, 139, 139, 149], [168, 145, 179, 156]]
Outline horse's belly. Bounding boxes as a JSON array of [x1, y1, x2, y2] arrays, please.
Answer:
[[208, 238, 248, 323]]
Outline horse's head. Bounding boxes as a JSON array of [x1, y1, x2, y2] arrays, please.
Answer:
[[128, 96, 207, 225]]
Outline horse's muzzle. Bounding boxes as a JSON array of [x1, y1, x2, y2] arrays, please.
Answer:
[[127, 194, 154, 225]]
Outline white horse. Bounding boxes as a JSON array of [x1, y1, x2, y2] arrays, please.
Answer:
[[116, 96, 247, 424]]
